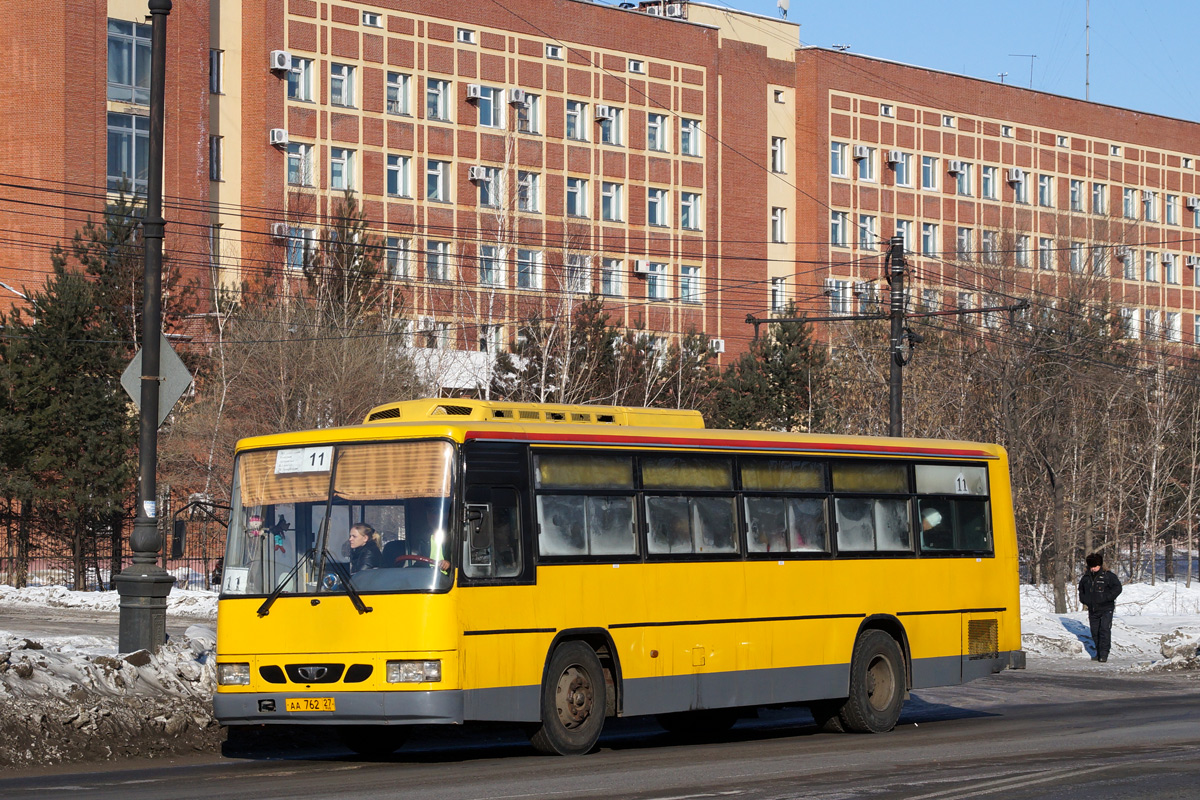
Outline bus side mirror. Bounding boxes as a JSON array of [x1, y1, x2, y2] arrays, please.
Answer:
[[464, 503, 493, 566]]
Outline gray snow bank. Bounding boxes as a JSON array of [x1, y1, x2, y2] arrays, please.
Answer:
[[0, 584, 217, 618]]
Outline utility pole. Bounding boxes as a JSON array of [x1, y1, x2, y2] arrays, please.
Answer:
[[1009, 54, 1037, 89], [114, 0, 175, 654], [887, 237, 906, 437]]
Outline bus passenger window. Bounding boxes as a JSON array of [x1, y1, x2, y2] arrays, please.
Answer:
[[918, 500, 955, 551], [836, 498, 910, 552], [875, 499, 910, 551], [537, 495, 587, 556], [585, 496, 635, 555], [787, 497, 827, 552], [746, 497, 788, 553], [692, 497, 736, 553], [957, 499, 991, 552], [646, 496, 692, 554]]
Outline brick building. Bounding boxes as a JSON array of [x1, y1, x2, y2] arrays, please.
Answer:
[[3, 1, 1199, 368]]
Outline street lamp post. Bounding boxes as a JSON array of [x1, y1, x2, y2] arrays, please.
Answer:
[[114, 0, 175, 654]]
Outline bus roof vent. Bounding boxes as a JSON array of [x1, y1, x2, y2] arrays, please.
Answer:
[[571, 412, 591, 422], [492, 409, 514, 419], [433, 404, 473, 416], [519, 410, 541, 420], [367, 407, 401, 421], [547, 411, 566, 421], [596, 414, 616, 423]]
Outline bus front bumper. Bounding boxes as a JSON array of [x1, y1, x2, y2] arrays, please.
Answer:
[[214, 690, 464, 726]]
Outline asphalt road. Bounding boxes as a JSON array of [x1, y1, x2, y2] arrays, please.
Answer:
[[0, 604, 211, 640], [2, 665, 1198, 800]]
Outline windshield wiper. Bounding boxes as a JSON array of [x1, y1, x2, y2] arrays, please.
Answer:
[[256, 549, 314, 618], [256, 548, 373, 616]]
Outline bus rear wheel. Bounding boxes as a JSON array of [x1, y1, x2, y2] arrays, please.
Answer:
[[530, 642, 607, 756], [839, 630, 905, 733]]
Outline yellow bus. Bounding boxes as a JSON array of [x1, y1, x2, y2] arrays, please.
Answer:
[[214, 398, 1024, 755]]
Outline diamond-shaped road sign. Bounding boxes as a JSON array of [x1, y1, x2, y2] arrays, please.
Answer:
[[121, 334, 194, 428]]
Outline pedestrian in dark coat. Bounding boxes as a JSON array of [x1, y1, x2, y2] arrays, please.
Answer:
[[1078, 552, 1122, 663]]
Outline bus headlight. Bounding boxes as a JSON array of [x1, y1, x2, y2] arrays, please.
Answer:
[[217, 663, 251, 685], [386, 660, 442, 683]]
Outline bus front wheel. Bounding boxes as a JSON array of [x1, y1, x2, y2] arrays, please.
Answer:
[[529, 641, 607, 755], [839, 630, 905, 733]]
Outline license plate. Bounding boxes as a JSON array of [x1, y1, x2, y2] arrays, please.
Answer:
[[286, 697, 335, 712]]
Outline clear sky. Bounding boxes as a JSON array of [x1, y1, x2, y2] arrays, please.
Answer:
[[698, 0, 1199, 123]]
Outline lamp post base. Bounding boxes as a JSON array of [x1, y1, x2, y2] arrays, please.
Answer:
[[114, 564, 176, 654]]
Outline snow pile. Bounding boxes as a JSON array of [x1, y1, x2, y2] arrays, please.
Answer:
[[0, 584, 217, 618]]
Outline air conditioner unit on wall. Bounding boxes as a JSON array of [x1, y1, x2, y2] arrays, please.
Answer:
[[466, 84, 484, 100], [1006, 167, 1025, 183], [270, 222, 290, 238], [1186, 255, 1199, 268], [508, 88, 527, 106], [644, 5, 662, 15], [633, 259, 651, 274], [269, 128, 288, 145], [1187, 196, 1200, 211], [269, 50, 292, 72], [664, 3, 684, 16], [595, 105, 614, 120], [947, 160, 965, 174], [852, 145, 870, 160], [710, 338, 725, 353], [467, 165, 489, 182], [886, 150, 902, 164]]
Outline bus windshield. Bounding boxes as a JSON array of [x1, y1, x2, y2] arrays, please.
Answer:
[[221, 440, 455, 596]]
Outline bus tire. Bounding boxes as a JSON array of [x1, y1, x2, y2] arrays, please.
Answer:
[[839, 630, 905, 733], [340, 725, 407, 756], [529, 641, 607, 756]]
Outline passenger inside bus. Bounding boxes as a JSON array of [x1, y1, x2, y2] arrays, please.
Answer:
[[347, 523, 382, 573], [920, 505, 953, 550]]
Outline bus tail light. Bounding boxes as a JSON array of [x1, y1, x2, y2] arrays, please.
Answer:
[[218, 663, 251, 685], [386, 660, 442, 683]]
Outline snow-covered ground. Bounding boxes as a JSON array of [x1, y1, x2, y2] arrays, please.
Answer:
[[0, 581, 1197, 767]]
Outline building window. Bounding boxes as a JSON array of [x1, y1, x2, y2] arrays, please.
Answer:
[[956, 227, 972, 260], [1057, 135, 1069, 147], [601, 258, 622, 296], [1122, 249, 1137, 280], [330, 63, 356, 107], [601, 182, 623, 222], [942, 114, 955, 127], [1068, 179, 1083, 211], [1111, 144, 1121, 157], [894, 152, 912, 187], [426, 159, 448, 202], [1036, 174, 1053, 207], [477, 244, 502, 286], [770, 277, 787, 312], [1166, 194, 1180, 225], [981, 166, 997, 200], [855, 146, 876, 181], [773, 89, 785, 103], [1166, 312, 1182, 342], [1013, 171, 1029, 204], [597, 106, 623, 145], [565, 254, 590, 293], [1165, 254, 1178, 284], [477, 166, 501, 207], [387, 154, 411, 197], [858, 214, 876, 250], [1143, 190, 1158, 222], [647, 114, 668, 152], [831, 211, 849, 247], [566, 100, 588, 141], [566, 177, 588, 217], [478, 324, 503, 353], [1145, 310, 1161, 339], [680, 265, 700, 303], [386, 72, 411, 115], [895, 220, 913, 251], [1038, 237, 1054, 270], [287, 142, 312, 186], [647, 188, 667, 226], [921, 223, 938, 256], [363, 11, 382, 27], [426, 79, 450, 121], [827, 279, 851, 315], [426, 241, 451, 282], [106, 112, 149, 192], [546, 44, 563, 59], [209, 135, 223, 181], [517, 171, 539, 212], [1016, 234, 1030, 267], [831, 142, 849, 177], [628, 59, 645, 74], [921, 156, 938, 190], [955, 163, 973, 196], [288, 58, 313, 101], [1146, 251, 1161, 282], [330, 148, 355, 190], [516, 93, 540, 134], [1120, 308, 1140, 339], [681, 192, 701, 230], [1092, 183, 1107, 215], [517, 249, 542, 289], [880, 103, 894, 118], [475, 85, 504, 128], [457, 28, 476, 44], [646, 262, 668, 301], [1001, 125, 1014, 138], [285, 228, 316, 271], [771, 207, 787, 243], [107, 19, 151, 104], [1123, 188, 1137, 218], [981, 230, 998, 264], [209, 49, 224, 94], [680, 118, 701, 156], [921, 289, 939, 311], [770, 137, 786, 173], [1091, 245, 1107, 276], [385, 237, 411, 279], [1068, 242, 1084, 273]]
